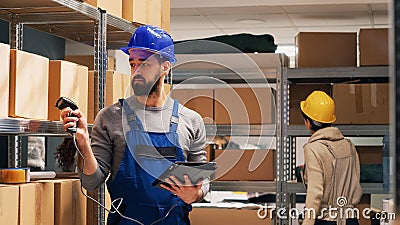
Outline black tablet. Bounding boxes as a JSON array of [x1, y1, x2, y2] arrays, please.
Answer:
[[152, 161, 216, 188]]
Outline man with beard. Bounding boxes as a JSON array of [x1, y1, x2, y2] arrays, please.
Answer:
[[60, 25, 208, 225]]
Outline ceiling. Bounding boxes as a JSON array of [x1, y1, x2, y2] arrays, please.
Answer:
[[170, 0, 390, 47]]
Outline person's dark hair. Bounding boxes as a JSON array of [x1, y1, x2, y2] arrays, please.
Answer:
[[153, 54, 170, 64], [55, 137, 76, 172], [301, 112, 331, 132], [153, 54, 172, 82]]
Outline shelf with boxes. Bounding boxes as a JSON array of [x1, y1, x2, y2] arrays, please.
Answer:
[[0, 0, 137, 133], [172, 51, 390, 213], [0, 0, 136, 48], [0, 178, 88, 225], [287, 67, 390, 195], [172, 52, 292, 225], [287, 31, 391, 225]]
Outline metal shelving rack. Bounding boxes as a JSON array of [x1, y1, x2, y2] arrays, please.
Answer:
[[173, 53, 292, 225], [173, 53, 390, 225], [0, 1, 136, 224], [287, 66, 390, 194], [201, 67, 389, 190]]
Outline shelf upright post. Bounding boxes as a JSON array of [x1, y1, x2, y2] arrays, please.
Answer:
[[289, 136, 297, 181], [8, 13, 23, 168], [94, 10, 107, 113], [9, 14, 23, 50], [288, 136, 297, 225], [94, 8, 108, 225], [276, 54, 290, 225], [8, 136, 22, 168], [394, 0, 400, 213]]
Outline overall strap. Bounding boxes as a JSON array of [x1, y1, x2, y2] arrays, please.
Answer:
[[319, 140, 337, 158], [319, 139, 356, 158], [120, 99, 145, 130], [169, 99, 179, 132], [346, 138, 357, 155]]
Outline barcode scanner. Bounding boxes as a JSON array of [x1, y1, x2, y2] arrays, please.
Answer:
[[55, 97, 78, 134]]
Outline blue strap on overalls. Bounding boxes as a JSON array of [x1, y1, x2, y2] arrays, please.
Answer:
[[122, 100, 145, 131], [123, 99, 179, 133], [169, 99, 179, 133]]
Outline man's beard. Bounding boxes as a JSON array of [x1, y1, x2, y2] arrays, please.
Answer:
[[132, 76, 161, 96]]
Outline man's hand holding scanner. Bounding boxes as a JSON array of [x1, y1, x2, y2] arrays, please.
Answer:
[[57, 97, 96, 176], [160, 175, 204, 204], [60, 107, 90, 145]]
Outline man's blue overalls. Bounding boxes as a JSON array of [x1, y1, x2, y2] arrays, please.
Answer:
[[106, 99, 191, 225]]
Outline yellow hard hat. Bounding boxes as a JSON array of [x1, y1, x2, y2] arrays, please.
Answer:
[[300, 91, 336, 123]]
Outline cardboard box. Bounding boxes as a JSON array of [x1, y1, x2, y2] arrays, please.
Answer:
[[357, 146, 382, 165], [359, 28, 389, 66], [72, 180, 87, 225], [88, 71, 95, 124], [289, 84, 332, 124], [214, 149, 275, 181], [161, 0, 171, 32], [82, 0, 122, 17], [190, 207, 272, 225], [333, 84, 389, 124], [35, 181, 55, 225], [214, 88, 275, 125], [54, 180, 73, 225], [9, 49, 49, 119], [39, 179, 86, 225], [86, 191, 98, 225], [105, 70, 127, 107], [171, 89, 214, 124], [88, 71, 128, 123], [122, 0, 170, 30], [0, 185, 19, 225], [7, 182, 55, 225], [0, 43, 10, 118], [48, 60, 89, 121], [295, 32, 357, 68], [65, 55, 115, 71], [19, 183, 40, 225]]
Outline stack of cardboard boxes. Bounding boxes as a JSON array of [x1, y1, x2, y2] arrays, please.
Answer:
[[292, 28, 389, 125], [80, 0, 170, 31], [0, 179, 86, 225], [122, 0, 170, 31], [171, 85, 276, 182], [0, 43, 131, 125], [87, 70, 130, 123]]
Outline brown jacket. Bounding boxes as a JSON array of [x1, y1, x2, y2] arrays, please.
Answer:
[[303, 127, 362, 225]]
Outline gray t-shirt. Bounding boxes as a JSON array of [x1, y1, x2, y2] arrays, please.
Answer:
[[80, 96, 208, 195]]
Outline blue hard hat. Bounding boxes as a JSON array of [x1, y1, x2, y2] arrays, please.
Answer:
[[121, 25, 176, 64]]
